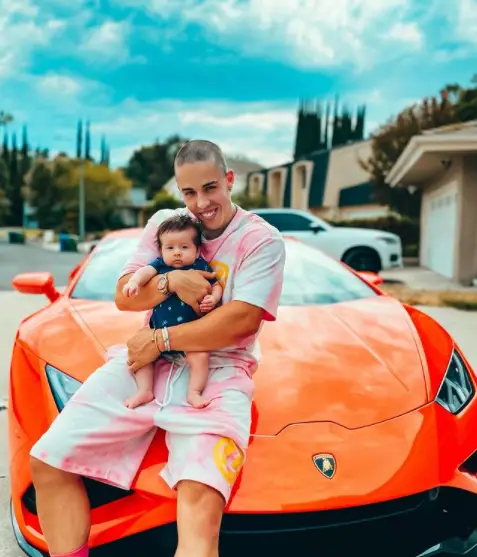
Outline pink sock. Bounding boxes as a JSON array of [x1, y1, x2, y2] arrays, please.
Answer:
[[50, 543, 89, 557]]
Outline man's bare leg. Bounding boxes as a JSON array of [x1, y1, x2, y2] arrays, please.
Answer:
[[185, 352, 210, 409], [175, 480, 224, 557], [30, 457, 91, 554]]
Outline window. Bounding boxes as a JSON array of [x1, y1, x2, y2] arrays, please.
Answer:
[[71, 236, 378, 307], [259, 212, 314, 232]]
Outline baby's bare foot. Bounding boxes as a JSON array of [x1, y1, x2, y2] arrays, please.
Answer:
[[187, 389, 210, 409], [125, 390, 154, 409]]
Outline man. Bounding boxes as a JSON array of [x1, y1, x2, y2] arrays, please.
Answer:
[[29, 140, 286, 557]]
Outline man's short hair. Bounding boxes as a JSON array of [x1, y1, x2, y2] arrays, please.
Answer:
[[155, 213, 203, 249], [174, 140, 228, 174]]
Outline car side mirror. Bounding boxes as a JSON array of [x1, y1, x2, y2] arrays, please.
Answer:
[[310, 223, 324, 234], [11, 272, 60, 303]]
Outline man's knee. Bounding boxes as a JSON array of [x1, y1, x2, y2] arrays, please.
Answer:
[[177, 480, 224, 538], [30, 455, 74, 488]]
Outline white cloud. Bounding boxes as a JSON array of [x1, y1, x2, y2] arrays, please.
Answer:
[[0, 0, 62, 79], [179, 108, 296, 131], [37, 73, 83, 96], [456, 0, 477, 45], [386, 22, 423, 47], [79, 20, 133, 64], [113, 0, 423, 71]]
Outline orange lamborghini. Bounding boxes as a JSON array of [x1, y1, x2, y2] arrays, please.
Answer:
[[8, 229, 477, 557]]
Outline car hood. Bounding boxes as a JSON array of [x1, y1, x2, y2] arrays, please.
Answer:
[[67, 295, 428, 434]]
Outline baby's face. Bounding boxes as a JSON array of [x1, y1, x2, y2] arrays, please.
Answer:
[[160, 228, 199, 268]]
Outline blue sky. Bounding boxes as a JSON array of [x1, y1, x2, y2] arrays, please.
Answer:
[[1, 0, 477, 169]]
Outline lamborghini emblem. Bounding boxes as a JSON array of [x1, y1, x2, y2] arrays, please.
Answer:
[[312, 453, 336, 479]]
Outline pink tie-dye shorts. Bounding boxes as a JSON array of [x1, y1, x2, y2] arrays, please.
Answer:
[[30, 346, 254, 504]]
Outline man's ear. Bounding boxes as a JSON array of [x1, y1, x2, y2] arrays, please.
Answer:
[[226, 170, 234, 191]]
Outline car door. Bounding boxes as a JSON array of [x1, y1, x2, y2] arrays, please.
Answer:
[[260, 212, 325, 246]]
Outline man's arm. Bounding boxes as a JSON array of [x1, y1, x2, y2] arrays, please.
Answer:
[[168, 300, 263, 351]]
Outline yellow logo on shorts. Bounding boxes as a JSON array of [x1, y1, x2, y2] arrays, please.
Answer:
[[213, 438, 244, 485], [210, 260, 229, 289]]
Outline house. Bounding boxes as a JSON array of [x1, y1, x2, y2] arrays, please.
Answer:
[[163, 155, 264, 201], [246, 139, 389, 221], [118, 187, 150, 228], [386, 120, 477, 284]]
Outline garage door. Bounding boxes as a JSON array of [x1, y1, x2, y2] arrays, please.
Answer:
[[425, 187, 458, 279]]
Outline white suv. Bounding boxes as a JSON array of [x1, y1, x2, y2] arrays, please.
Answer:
[[252, 208, 403, 273]]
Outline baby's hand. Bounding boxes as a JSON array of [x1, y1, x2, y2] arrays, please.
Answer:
[[122, 281, 140, 297], [199, 294, 218, 313]]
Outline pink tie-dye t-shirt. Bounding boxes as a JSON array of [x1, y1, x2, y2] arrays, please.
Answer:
[[120, 206, 286, 375]]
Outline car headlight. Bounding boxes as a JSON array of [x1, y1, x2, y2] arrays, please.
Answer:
[[436, 349, 475, 414], [45, 364, 82, 411]]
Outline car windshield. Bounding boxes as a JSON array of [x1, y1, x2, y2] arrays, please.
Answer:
[[71, 236, 378, 306]]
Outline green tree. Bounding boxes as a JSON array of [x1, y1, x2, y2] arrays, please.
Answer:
[[55, 158, 132, 232], [6, 132, 24, 226], [0, 158, 10, 225], [23, 159, 59, 229], [360, 78, 477, 218], [125, 135, 187, 199], [233, 190, 268, 210], [150, 190, 183, 212], [25, 156, 132, 232]]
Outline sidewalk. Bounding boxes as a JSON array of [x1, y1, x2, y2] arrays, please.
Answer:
[[380, 266, 477, 292], [39, 240, 96, 254]]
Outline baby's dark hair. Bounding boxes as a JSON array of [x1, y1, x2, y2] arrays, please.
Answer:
[[155, 213, 202, 249]]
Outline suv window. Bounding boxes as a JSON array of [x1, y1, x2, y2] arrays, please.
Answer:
[[259, 212, 312, 232]]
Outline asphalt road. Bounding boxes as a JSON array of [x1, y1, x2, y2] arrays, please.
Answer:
[[0, 241, 84, 290], [1, 243, 477, 556]]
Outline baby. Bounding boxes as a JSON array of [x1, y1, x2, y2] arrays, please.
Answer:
[[122, 213, 223, 409]]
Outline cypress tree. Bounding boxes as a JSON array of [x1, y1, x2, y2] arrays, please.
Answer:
[[2, 132, 9, 167], [76, 120, 83, 158], [294, 100, 305, 159], [8, 132, 23, 225], [323, 101, 330, 149], [331, 96, 341, 147], [20, 125, 30, 178], [315, 101, 323, 151], [100, 134, 107, 164], [85, 120, 91, 160]]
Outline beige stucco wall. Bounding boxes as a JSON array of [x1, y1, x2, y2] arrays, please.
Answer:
[[458, 157, 477, 283], [322, 140, 373, 208]]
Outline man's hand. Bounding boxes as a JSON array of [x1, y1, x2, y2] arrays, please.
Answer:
[[169, 269, 216, 314], [126, 327, 161, 372], [199, 294, 218, 313]]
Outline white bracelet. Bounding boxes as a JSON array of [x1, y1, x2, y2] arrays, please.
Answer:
[[161, 327, 171, 352]]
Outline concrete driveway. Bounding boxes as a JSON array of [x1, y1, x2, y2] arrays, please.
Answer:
[[1, 246, 477, 555]]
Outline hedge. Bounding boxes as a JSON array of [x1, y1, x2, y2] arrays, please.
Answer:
[[328, 215, 420, 249]]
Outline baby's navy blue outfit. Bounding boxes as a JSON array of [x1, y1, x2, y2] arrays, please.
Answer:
[[148, 256, 217, 330]]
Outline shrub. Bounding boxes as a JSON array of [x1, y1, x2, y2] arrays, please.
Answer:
[[329, 214, 420, 249]]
